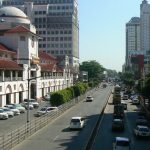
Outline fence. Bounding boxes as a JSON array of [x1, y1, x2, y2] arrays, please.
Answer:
[[0, 94, 86, 150]]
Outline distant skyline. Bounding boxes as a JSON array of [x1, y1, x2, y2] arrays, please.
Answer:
[[78, 0, 143, 72]]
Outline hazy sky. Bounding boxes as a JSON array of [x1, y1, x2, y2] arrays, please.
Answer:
[[78, 0, 143, 72]]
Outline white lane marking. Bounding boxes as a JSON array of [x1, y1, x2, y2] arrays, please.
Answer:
[[53, 135, 59, 141]]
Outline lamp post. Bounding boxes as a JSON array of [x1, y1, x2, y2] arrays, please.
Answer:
[[27, 67, 30, 123], [26, 66, 40, 123]]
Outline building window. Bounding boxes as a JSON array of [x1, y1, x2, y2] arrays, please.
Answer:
[[14, 85, 16, 90], [20, 36, 26, 41], [0, 86, 2, 92]]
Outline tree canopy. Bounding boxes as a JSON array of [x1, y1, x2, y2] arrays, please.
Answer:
[[79, 60, 105, 81]]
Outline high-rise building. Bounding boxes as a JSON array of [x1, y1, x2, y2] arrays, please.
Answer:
[[140, 0, 150, 75], [126, 17, 140, 67], [140, 0, 150, 52], [2, 0, 79, 74]]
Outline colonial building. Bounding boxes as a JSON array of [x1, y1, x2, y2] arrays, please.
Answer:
[[2, 0, 79, 76], [0, 6, 73, 107]]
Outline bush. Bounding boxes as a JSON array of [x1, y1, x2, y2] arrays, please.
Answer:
[[50, 82, 88, 106]]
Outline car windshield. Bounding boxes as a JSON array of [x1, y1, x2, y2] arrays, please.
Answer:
[[87, 96, 92, 98], [0, 109, 4, 113], [71, 119, 80, 122], [116, 140, 129, 146], [3, 108, 10, 111], [9, 106, 16, 109], [15, 104, 22, 107], [139, 128, 149, 132], [40, 108, 47, 111]]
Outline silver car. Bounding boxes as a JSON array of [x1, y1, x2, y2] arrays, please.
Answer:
[[4, 105, 20, 115], [2, 107, 14, 118], [11, 104, 26, 113], [0, 108, 9, 120]]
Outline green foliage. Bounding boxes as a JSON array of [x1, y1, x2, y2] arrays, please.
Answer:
[[141, 77, 150, 98], [80, 60, 105, 81], [50, 82, 88, 106]]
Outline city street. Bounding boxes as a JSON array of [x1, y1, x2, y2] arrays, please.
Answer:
[[10, 86, 112, 150], [92, 96, 150, 150]]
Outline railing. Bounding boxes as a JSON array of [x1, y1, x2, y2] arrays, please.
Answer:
[[0, 93, 86, 150]]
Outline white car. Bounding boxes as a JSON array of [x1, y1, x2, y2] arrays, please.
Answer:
[[21, 102, 34, 110], [86, 96, 94, 102], [134, 125, 150, 137], [24, 99, 39, 108], [0, 108, 9, 120], [113, 137, 130, 150], [4, 105, 20, 115], [34, 106, 58, 117], [2, 107, 14, 118], [11, 104, 26, 113], [70, 116, 85, 130]]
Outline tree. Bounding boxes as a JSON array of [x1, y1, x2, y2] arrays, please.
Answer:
[[80, 60, 105, 82]]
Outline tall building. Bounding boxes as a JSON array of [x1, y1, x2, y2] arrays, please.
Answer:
[[126, 17, 140, 67], [140, 0, 150, 53], [2, 0, 79, 75], [140, 0, 150, 75]]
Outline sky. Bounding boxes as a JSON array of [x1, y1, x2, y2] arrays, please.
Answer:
[[78, 0, 144, 72]]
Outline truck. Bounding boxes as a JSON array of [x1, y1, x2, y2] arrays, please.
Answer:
[[113, 104, 124, 119], [113, 85, 121, 104]]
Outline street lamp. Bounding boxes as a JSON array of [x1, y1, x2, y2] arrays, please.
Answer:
[[26, 65, 40, 123]]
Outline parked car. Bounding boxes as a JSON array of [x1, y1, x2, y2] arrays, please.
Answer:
[[4, 105, 20, 115], [134, 125, 150, 138], [113, 137, 130, 150], [21, 102, 34, 110], [112, 118, 124, 131], [24, 99, 39, 108], [70, 116, 85, 130], [10, 104, 26, 113], [2, 107, 14, 118], [0, 108, 9, 120], [43, 93, 51, 101], [34, 106, 58, 117], [86, 96, 93, 102]]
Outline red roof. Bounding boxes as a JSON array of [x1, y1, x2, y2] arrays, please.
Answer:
[[39, 51, 56, 62], [56, 66, 63, 72], [5, 25, 35, 34], [0, 44, 16, 54], [40, 64, 55, 72], [0, 59, 22, 70]]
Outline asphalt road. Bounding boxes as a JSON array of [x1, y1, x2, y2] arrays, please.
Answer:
[[92, 96, 150, 150], [11, 86, 112, 150]]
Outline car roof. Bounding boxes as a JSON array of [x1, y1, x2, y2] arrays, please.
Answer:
[[71, 116, 82, 119], [113, 119, 122, 121], [116, 137, 129, 142], [137, 125, 149, 129]]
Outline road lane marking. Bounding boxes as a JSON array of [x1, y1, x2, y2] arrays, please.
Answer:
[[53, 135, 59, 141]]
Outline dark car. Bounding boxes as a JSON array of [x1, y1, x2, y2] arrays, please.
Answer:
[[112, 118, 124, 131], [136, 118, 148, 126]]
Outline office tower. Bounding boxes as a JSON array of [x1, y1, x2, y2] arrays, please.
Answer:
[[140, 0, 150, 52], [125, 17, 140, 67], [140, 0, 150, 74], [2, 0, 79, 74]]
